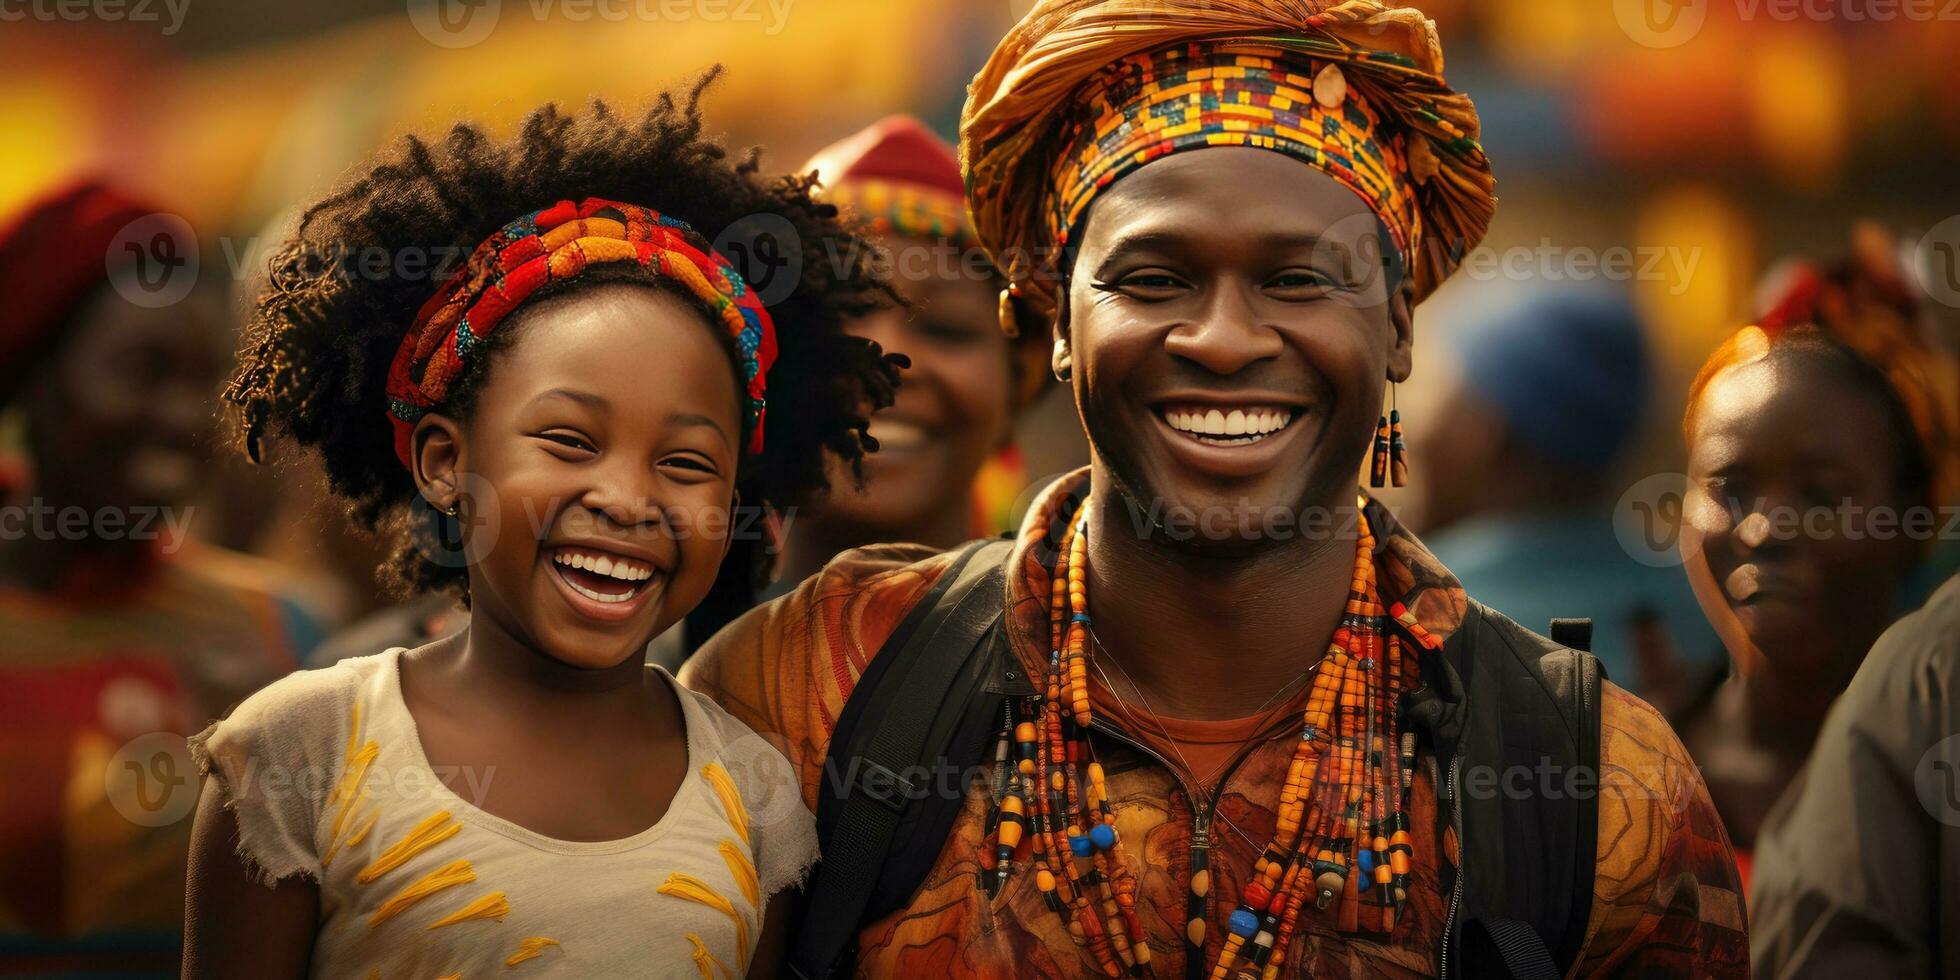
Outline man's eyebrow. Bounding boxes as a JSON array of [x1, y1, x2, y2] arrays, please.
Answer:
[[1094, 229, 1359, 276]]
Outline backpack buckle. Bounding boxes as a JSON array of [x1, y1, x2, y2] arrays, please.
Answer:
[[854, 759, 918, 811]]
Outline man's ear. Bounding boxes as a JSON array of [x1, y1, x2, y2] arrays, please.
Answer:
[[1050, 287, 1074, 382], [1386, 278, 1415, 384], [411, 414, 465, 511]]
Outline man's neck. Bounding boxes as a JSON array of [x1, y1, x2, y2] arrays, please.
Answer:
[[1077, 479, 1359, 721]]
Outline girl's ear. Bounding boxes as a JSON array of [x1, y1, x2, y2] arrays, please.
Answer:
[[411, 413, 466, 511], [1387, 278, 1415, 384]]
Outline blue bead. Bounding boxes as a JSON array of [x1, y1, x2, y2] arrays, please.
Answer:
[[1071, 613, 1092, 625], [1228, 908, 1259, 938], [1089, 823, 1117, 850], [1358, 849, 1377, 876], [1069, 833, 1093, 857]]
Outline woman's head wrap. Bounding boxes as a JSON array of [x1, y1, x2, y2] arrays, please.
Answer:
[[960, 0, 1495, 328], [0, 179, 164, 405], [803, 116, 1052, 412], [803, 115, 979, 249], [385, 197, 777, 467], [1685, 222, 1960, 510]]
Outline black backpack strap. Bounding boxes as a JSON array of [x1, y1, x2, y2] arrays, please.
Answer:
[[1445, 606, 1604, 979], [789, 537, 1022, 979], [1459, 918, 1563, 980]]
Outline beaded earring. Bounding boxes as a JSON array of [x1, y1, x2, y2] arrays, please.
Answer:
[[1388, 385, 1408, 489], [1369, 384, 1408, 489]]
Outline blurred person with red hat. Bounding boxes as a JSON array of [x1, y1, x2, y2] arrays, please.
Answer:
[[0, 179, 319, 975], [675, 115, 1050, 659]]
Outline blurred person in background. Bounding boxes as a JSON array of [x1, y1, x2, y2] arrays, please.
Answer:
[[1750, 570, 1960, 978], [1673, 224, 1960, 890], [676, 115, 1049, 659], [1415, 285, 1718, 693], [0, 180, 319, 975]]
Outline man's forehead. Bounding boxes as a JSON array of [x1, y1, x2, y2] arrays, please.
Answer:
[[1079, 147, 1382, 254]]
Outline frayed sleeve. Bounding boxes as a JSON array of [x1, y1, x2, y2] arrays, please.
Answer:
[[710, 722, 820, 903], [187, 665, 354, 887]]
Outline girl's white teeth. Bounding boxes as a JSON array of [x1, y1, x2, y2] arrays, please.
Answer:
[[1164, 407, 1294, 441], [552, 550, 653, 582], [566, 578, 636, 603]]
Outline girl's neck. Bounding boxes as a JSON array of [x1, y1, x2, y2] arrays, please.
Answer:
[[426, 603, 659, 727]]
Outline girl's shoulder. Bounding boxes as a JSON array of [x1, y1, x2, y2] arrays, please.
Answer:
[[187, 648, 407, 884], [659, 665, 819, 898]]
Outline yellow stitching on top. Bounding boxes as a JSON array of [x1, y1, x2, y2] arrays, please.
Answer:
[[427, 891, 510, 929], [504, 936, 561, 967], [701, 764, 749, 846], [368, 860, 476, 927], [346, 808, 381, 848], [686, 934, 735, 980], [718, 840, 759, 910], [658, 873, 749, 969], [357, 811, 462, 884]]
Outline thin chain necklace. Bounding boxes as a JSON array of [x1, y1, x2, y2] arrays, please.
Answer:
[[1087, 624, 1317, 852], [980, 494, 1442, 980]]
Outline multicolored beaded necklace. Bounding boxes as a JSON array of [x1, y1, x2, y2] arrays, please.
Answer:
[[981, 495, 1440, 979]]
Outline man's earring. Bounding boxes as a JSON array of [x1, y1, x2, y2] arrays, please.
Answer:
[[1370, 383, 1408, 489], [444, 500, 459, 517]]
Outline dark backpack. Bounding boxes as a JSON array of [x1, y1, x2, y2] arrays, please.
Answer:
[[789, 537, 1602, 980]]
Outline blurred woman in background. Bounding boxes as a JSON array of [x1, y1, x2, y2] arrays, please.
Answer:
[[1674, 224, 1960, 888], [677, 116, 1050, 657], [0, 179, 319, 975]]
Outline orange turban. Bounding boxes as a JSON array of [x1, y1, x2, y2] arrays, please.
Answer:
[[960, 0, 1495, 329]]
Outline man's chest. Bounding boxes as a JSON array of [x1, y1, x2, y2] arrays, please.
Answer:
[[851, 740, 1452, 979]]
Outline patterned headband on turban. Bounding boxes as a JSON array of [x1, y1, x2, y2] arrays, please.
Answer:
[[962, 0, 1495, 325], [1051, 41, 1421, 265], [385, 197, 777, 468]]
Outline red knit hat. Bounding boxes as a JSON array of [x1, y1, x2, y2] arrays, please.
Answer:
[[0, 178, 164, 403]]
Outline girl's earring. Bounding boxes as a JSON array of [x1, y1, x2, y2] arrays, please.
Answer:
[[445, 501, 459, 517]]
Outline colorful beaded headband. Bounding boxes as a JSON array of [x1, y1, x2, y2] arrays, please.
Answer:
[[825, 178, 979, 249], [1049, 40, 1420, 263], [384, 197, 778, 467]]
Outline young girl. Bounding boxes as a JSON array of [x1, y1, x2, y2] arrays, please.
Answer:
[[183, 75, 900, 978]]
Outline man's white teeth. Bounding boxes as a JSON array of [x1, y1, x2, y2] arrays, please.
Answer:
[[1163, 407, 1294, 441], [551, 549, 654, 582]]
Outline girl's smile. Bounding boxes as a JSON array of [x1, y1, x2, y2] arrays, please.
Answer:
[[547, 544, 667, 621]]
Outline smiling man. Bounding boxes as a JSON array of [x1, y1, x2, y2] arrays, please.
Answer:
[[682, 1, 1748, 977]]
